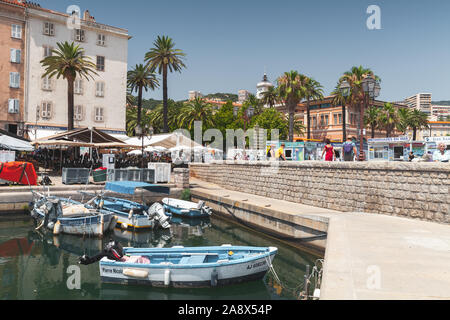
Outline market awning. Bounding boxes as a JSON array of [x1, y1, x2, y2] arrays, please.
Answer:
[[34, 127, 125, 144], [32, 140, 94, 147], [93, 142, 135, 149], [0, 134, 34, 152], [125, 133, 202, 149]]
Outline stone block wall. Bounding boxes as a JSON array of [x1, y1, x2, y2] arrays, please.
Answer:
[[190, 161, 450, 224]]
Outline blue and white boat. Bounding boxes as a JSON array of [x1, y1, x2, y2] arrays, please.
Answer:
[[30, 192, 116, 238], [98, 245, 278, 288], [90, 181, 171, 230], [162, 198, 212, 218]]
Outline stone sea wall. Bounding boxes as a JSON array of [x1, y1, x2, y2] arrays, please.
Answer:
[[190, 161, 450, 224]]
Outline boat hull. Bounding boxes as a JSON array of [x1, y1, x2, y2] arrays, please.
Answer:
[[95, 198, 154, 229], [99, 246, 277, 288]]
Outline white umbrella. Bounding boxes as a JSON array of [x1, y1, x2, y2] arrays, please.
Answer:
[[127, 150, 142, 156]]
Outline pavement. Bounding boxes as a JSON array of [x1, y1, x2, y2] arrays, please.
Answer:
[[190, 178, 450, 300]]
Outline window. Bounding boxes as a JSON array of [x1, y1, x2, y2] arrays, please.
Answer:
[[11, 24, 22, 39], [96, 82, 105, 97], [94, 107, 104, 122], [312, 116, 317, 128], [42, 76, 52, 91], [10, 49, 21, 63], [8, 99, 19, 114], [97, 34, 106, 46], [43, 22, 55, 36], [43, 46, 53, 57], [320, 115, 325, 126], [75, 29, 85, 42], [325, 114, 329, 125], [41, 102, 52, 119], [9, 72, 20, 88], [74, 79, 83, 95], [74, 105, 83, 121], [333, 114, 338, 125], [338, 113, 342, 124], [96, 56, 105, 71]]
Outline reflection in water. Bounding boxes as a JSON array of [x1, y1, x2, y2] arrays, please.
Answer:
[[0, 214, 321, 300]]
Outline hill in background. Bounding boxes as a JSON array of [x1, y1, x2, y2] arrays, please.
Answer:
[[431, 101, 450, 106]]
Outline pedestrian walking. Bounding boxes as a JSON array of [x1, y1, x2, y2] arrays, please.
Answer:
[[342, 137, 357, 161], [276, 143, 286, 161], [321, 139, 335, 161]]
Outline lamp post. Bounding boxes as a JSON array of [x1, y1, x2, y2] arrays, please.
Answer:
[[359, 76, 381, 161], [135, 123, 154, 181]]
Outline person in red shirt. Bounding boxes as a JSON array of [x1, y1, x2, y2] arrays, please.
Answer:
[[321, 139, 335, 162]]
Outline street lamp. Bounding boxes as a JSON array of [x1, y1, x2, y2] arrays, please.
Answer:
[[339, 80, 351, 142], [359, 76, 381, 161]]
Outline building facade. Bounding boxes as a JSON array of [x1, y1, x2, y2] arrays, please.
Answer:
[[188, 91, 203, 100], [403, 93, 432, 115], [431, 105, 450, 120], [255, 73, 273, 100], [0, 0, 26, 136], [24, 5, 129, 140], [238, 90, 250, 103]]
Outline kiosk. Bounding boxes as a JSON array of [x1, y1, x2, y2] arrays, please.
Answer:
[[368, 136, 412, 161]]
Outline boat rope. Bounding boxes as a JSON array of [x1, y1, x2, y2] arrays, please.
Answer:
[[263, 254, 305, 294]]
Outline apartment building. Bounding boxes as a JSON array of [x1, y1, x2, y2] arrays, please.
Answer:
[[0, 0, 26, 136], [403, 93, 432, 115], [24, 4, 129, 140]]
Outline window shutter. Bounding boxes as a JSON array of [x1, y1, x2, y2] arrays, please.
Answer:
[[16, 49, 20, 63], [8, 99, 14, 113], [10, 49, 15, 62]]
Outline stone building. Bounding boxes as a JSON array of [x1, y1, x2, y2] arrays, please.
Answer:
[[0, 0, 27, 136]]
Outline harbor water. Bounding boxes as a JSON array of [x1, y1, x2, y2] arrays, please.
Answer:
[[0, 213, 321, 300]]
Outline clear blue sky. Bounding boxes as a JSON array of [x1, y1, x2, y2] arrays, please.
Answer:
[[37, 0, 450, 102]]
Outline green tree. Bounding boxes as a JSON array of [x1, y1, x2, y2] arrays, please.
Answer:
[[145, 35, 186, 133], [127, 64, 159, 128], [177, 98, 215, 134], [378, 103, 398, 137], [126, 106, 152, 136], [304, 77, 324, 139], [151, 100, 183, 133], [277, 71, 308, 142], [409, 109, 429, 141], [260, 86, 280, 108], [40, 41, 98, 131], [364, 106, 381, 138], [252, 107, 289, 140], [396, 107, 412, 135], [331, 83, 351, 141], [213, 101, 236, 137]]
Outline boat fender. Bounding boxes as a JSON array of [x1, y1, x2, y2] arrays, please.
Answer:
[[313, 288, 321, 299], [121, 223, 128, 230], [128, 209, 133, 220], [211, 269, 218, 287], [123, 268, 148, 279], [47, 221, 55, 230], [53, 221, 62, 235], [164, 269, 171, 286]]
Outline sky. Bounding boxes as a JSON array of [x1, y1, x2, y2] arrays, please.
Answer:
[[36, 0, 450, 102]]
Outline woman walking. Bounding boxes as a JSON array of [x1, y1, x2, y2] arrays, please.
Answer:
[[321, 139, 335, 162]]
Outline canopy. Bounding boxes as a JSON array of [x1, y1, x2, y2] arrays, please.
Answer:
[[34, 127, 125, 145], [125, 133, 202, 149], [127, 150, 142, 156], [32, 140, 94, 147], [0, 135, 33, 151], [105, 181, 170, 195], [94, 142, 134, 149], [145, 146, 167, 152]]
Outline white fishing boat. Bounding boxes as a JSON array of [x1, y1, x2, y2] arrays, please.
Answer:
[[80, 243, 277, 288], [162, 198, 212, 218]]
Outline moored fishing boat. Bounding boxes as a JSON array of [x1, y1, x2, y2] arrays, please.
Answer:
[[88, 181, 171, 230], [30, 192, 116, 237], [79, 242, 278, 288], [162, 198, 212, 218]]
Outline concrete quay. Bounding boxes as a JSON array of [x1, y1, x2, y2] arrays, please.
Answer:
[[190, 178, 450, 300]]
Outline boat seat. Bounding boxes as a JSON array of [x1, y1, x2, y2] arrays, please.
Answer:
[[179, 255, 206, 264]]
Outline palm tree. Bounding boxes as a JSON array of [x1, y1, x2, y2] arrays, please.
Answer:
[[396, 107, 412, 135], [378, 103, 398, 137], [304, 77, 324, 139], [331, 83, 351, 141], [177, 98, 214, 131], [246, 94, 263, 116], [409, 109, 429, 141], [277, 71, 308, 142], [145, 35, 186, 133], [40, 41, 97, 131], [260, 86, 280, 108], [126, 106, 152, 136], [364, 105, 381, 138], [127, 64, 159, 128], [151, 99, 183, 133]]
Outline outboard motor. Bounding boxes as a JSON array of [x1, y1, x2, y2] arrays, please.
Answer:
[[79, 239, 124, 265], [148, 203, 171, 229]]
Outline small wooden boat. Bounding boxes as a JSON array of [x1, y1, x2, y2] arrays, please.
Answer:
[[30, 192, 116, 237], [162, 198, 212, 218], [97, 244, 277, 288], [89, 181, 171, 230]]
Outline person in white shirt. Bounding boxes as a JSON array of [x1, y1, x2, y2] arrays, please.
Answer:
[[432, 143, 450, 162]]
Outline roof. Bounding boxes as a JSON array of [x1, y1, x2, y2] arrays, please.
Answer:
[[34, 127, 125, 144], [0, 0, 26, 7]]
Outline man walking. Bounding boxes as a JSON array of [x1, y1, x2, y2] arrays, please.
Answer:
[[342, 137, 357, 162]]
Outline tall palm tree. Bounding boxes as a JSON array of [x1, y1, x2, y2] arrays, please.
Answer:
[[396, 107, 412, 135], [409, 109, 429, 141], [126, 106, 152, 137], [277, 71, 308, 142], [260, 86, 280, 108], [177, 98, 214, 131], [40, 41, 97, 131], [364, 105, 381, 138], [304, 77, 324, 139], [127, 64, 159, 128], [331, 83, 351, 141], [378, 103, 398, 137], [246, 94, 263, 116], [145, 35, 186, 133]]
